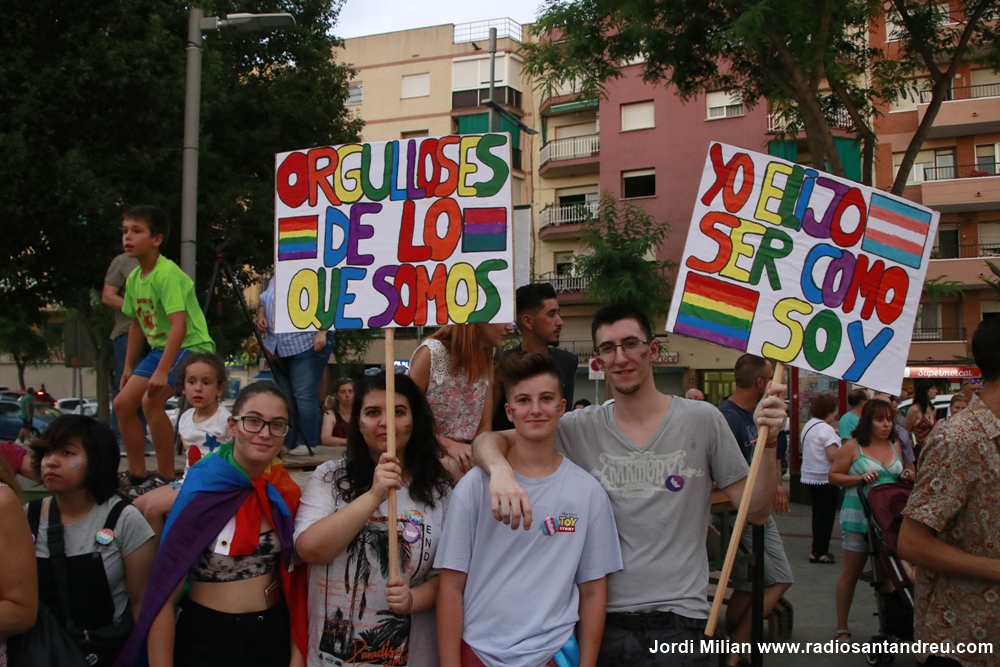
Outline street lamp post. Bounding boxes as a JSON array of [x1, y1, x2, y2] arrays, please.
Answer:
[[180, 8, 296, 281]]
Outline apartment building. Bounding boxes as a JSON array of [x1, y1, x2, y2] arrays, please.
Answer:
[[872, 8, 1000, 390]]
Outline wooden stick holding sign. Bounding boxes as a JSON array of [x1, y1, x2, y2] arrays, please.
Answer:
[[704, 361, 784, 637], [386, 328, 398, 580]]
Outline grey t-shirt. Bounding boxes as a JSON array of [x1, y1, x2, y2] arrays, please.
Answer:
[[435, 460, 622, 667], [31, 497, 154, 624], [104, 253, 140, 340], [555, 398, 748, 619]]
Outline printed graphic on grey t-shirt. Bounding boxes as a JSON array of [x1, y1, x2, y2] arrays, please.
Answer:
[[591, 450, 704, 498]]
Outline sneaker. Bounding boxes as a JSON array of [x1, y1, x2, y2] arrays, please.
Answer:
[[287, 445, 310, 456], [119, 471, 147, 490], [126, 474, 170, 498]]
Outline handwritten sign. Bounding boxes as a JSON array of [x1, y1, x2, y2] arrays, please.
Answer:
[[666, 142, 940, 395], [273, 135, 515, 332]]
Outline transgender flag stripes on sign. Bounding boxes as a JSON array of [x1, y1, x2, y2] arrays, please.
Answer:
[[674, 273, 759, 351], [861, 193, 933, 269]]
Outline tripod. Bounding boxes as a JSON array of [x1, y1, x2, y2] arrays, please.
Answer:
[[201, 238, 312, 455]]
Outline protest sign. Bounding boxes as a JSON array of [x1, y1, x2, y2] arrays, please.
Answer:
[[667, 142, 940, 395], [273, 134, 515, 333]]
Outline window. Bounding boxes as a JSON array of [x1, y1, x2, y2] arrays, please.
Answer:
[[554, 251, 574, 276], [935, 227, 960, 258], [623, 169, 655, 198], [346, 84, 363, 106], [401, 130, 429, 139], [451, 55, 510, 91], [936, 2, 954, 24], [975, 144, 998, 174], [401, 73, 430, 99], [705, 91, 744, 119], [913, 303, 942, 340], [885, 10, 905, 41], [931, 149, 956, 180], [621, 101, 654, 131], [895, 150, 934, 184]]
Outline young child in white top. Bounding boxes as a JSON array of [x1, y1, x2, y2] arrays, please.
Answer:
[[436, 353, 623, 667], [133, 353, 232, 534]]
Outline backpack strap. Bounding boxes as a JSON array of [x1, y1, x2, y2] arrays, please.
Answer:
[[103, 496, 131, 533], [27, 498, 42, 539]]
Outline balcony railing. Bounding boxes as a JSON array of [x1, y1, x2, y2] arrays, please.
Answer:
[[452, 86, 522, 111], [453, 18, 521, 44], [912, 327, 966, 341], [919, 82, 1000, 104], [539, 273, 591, 293], [922, 162, 999, 181], [767, 108, 851, 133], [539, 201, 599, 228], [930, 241, 1000, 259], [539, 134, 600, 165]]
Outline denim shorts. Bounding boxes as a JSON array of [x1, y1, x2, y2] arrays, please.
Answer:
[[131, 348, 192, 384], [841, 529, 870, 553]]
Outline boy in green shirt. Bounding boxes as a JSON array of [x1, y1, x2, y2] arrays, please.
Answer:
[[113, 205, 215, 497]]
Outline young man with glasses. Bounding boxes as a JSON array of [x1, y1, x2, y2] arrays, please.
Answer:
[[474, 303, 786, 666], [717, 354, 793, 667]]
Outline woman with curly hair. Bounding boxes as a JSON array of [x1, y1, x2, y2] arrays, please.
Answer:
[[295, 372, 452, 667]]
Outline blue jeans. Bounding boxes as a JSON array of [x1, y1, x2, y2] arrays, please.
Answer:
[[271, 335, 333, 448]]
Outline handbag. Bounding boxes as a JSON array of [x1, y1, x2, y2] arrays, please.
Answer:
[[7, 602, 88, 667], [23, 498, 135, 666]]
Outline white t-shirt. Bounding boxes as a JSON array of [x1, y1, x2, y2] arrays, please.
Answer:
[[178, 405, 233, 471], [799, 418, 841, 484], [435, 460, 622, 667], [294, 459, 450, 667]]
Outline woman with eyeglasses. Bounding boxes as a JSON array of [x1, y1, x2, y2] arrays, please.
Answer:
[[409, 323, 512, 482], [120, 382, 308, 667], [321, 378, 355, 447]]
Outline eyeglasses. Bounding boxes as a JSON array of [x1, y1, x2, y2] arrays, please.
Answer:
[[594, 337, 650, 359], [233, 416, 291, 437]]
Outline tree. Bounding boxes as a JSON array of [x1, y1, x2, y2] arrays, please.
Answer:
[[0, 0, 363, 378], [983, 260, 1000, 300], [0, 313, 60, 390], [522, 0, 999, 191], [573, 192, 676, 323]]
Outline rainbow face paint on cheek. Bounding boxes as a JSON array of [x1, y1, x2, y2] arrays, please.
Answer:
[[70, 462, 81, 469]]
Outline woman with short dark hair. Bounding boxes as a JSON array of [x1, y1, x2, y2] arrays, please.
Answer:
[[28, 415, 155, 666], [799, 393, 841, 564]]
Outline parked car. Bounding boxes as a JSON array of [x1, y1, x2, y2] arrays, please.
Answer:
[[0, 389, 57, 407], [55, 397, 97, 414], [0, 400, 61, 441], [897, 394, 961, 422]]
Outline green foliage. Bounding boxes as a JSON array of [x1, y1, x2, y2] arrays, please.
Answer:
[[573, 193, 676, 322], [332, 330, 378, 379], [0, 0, 363, 359], [983, 260, 1000, 300], [523, 0, 999, 190], [923, 275, 966, 304], [0, 313, 60, 389]]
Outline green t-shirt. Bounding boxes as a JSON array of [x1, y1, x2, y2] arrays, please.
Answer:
[[122, 256, 214, 353], [838, 411, 860, 441], [19, 394, 33, 420]]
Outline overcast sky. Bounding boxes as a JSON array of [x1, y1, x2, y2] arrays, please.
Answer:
[[335, 0, 543, 39]]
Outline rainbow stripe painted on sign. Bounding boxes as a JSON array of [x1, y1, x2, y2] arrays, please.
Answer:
[[277, 216, 318, 261], [674, 273, 759, 351], [462, 207, 507, 252], [861, 193, 932, 269]]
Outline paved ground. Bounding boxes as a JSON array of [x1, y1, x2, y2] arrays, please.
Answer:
[[761, 492, 920, 666]]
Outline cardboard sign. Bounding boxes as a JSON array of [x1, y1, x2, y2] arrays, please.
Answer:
[[666, 142, 940, 395], [273, 134, 515, 332]]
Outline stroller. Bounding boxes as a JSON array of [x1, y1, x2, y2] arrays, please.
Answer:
[[858, 481, 915, 665]]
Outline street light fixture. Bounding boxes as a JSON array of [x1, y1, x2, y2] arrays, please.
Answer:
[[180, 8, 296, 281]]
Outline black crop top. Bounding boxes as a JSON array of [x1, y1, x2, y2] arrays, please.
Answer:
[[189, 530, 280, 583]]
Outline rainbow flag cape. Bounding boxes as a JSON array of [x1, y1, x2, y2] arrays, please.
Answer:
[[114, 444, 307, 667]]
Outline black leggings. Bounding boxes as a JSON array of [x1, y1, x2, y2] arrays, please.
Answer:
[[807, 483, 841, 556], [175, 597, 291, 667]]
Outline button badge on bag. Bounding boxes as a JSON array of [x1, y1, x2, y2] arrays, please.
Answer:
[[95, 528, 115, 546]]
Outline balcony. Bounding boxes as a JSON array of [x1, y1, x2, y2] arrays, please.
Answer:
[[767, 108, 851, 133], [539, 134, 600, 177], [452, 86, 522, 111], [538, 201, 598, 240], [537, 272, 592, 304], [930, 241, 1000, 259], [920, 162, 1000, 212], [925, 239, 1000, 286], [912, 327, 966, 341], [918, 83, 1000, 138]]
